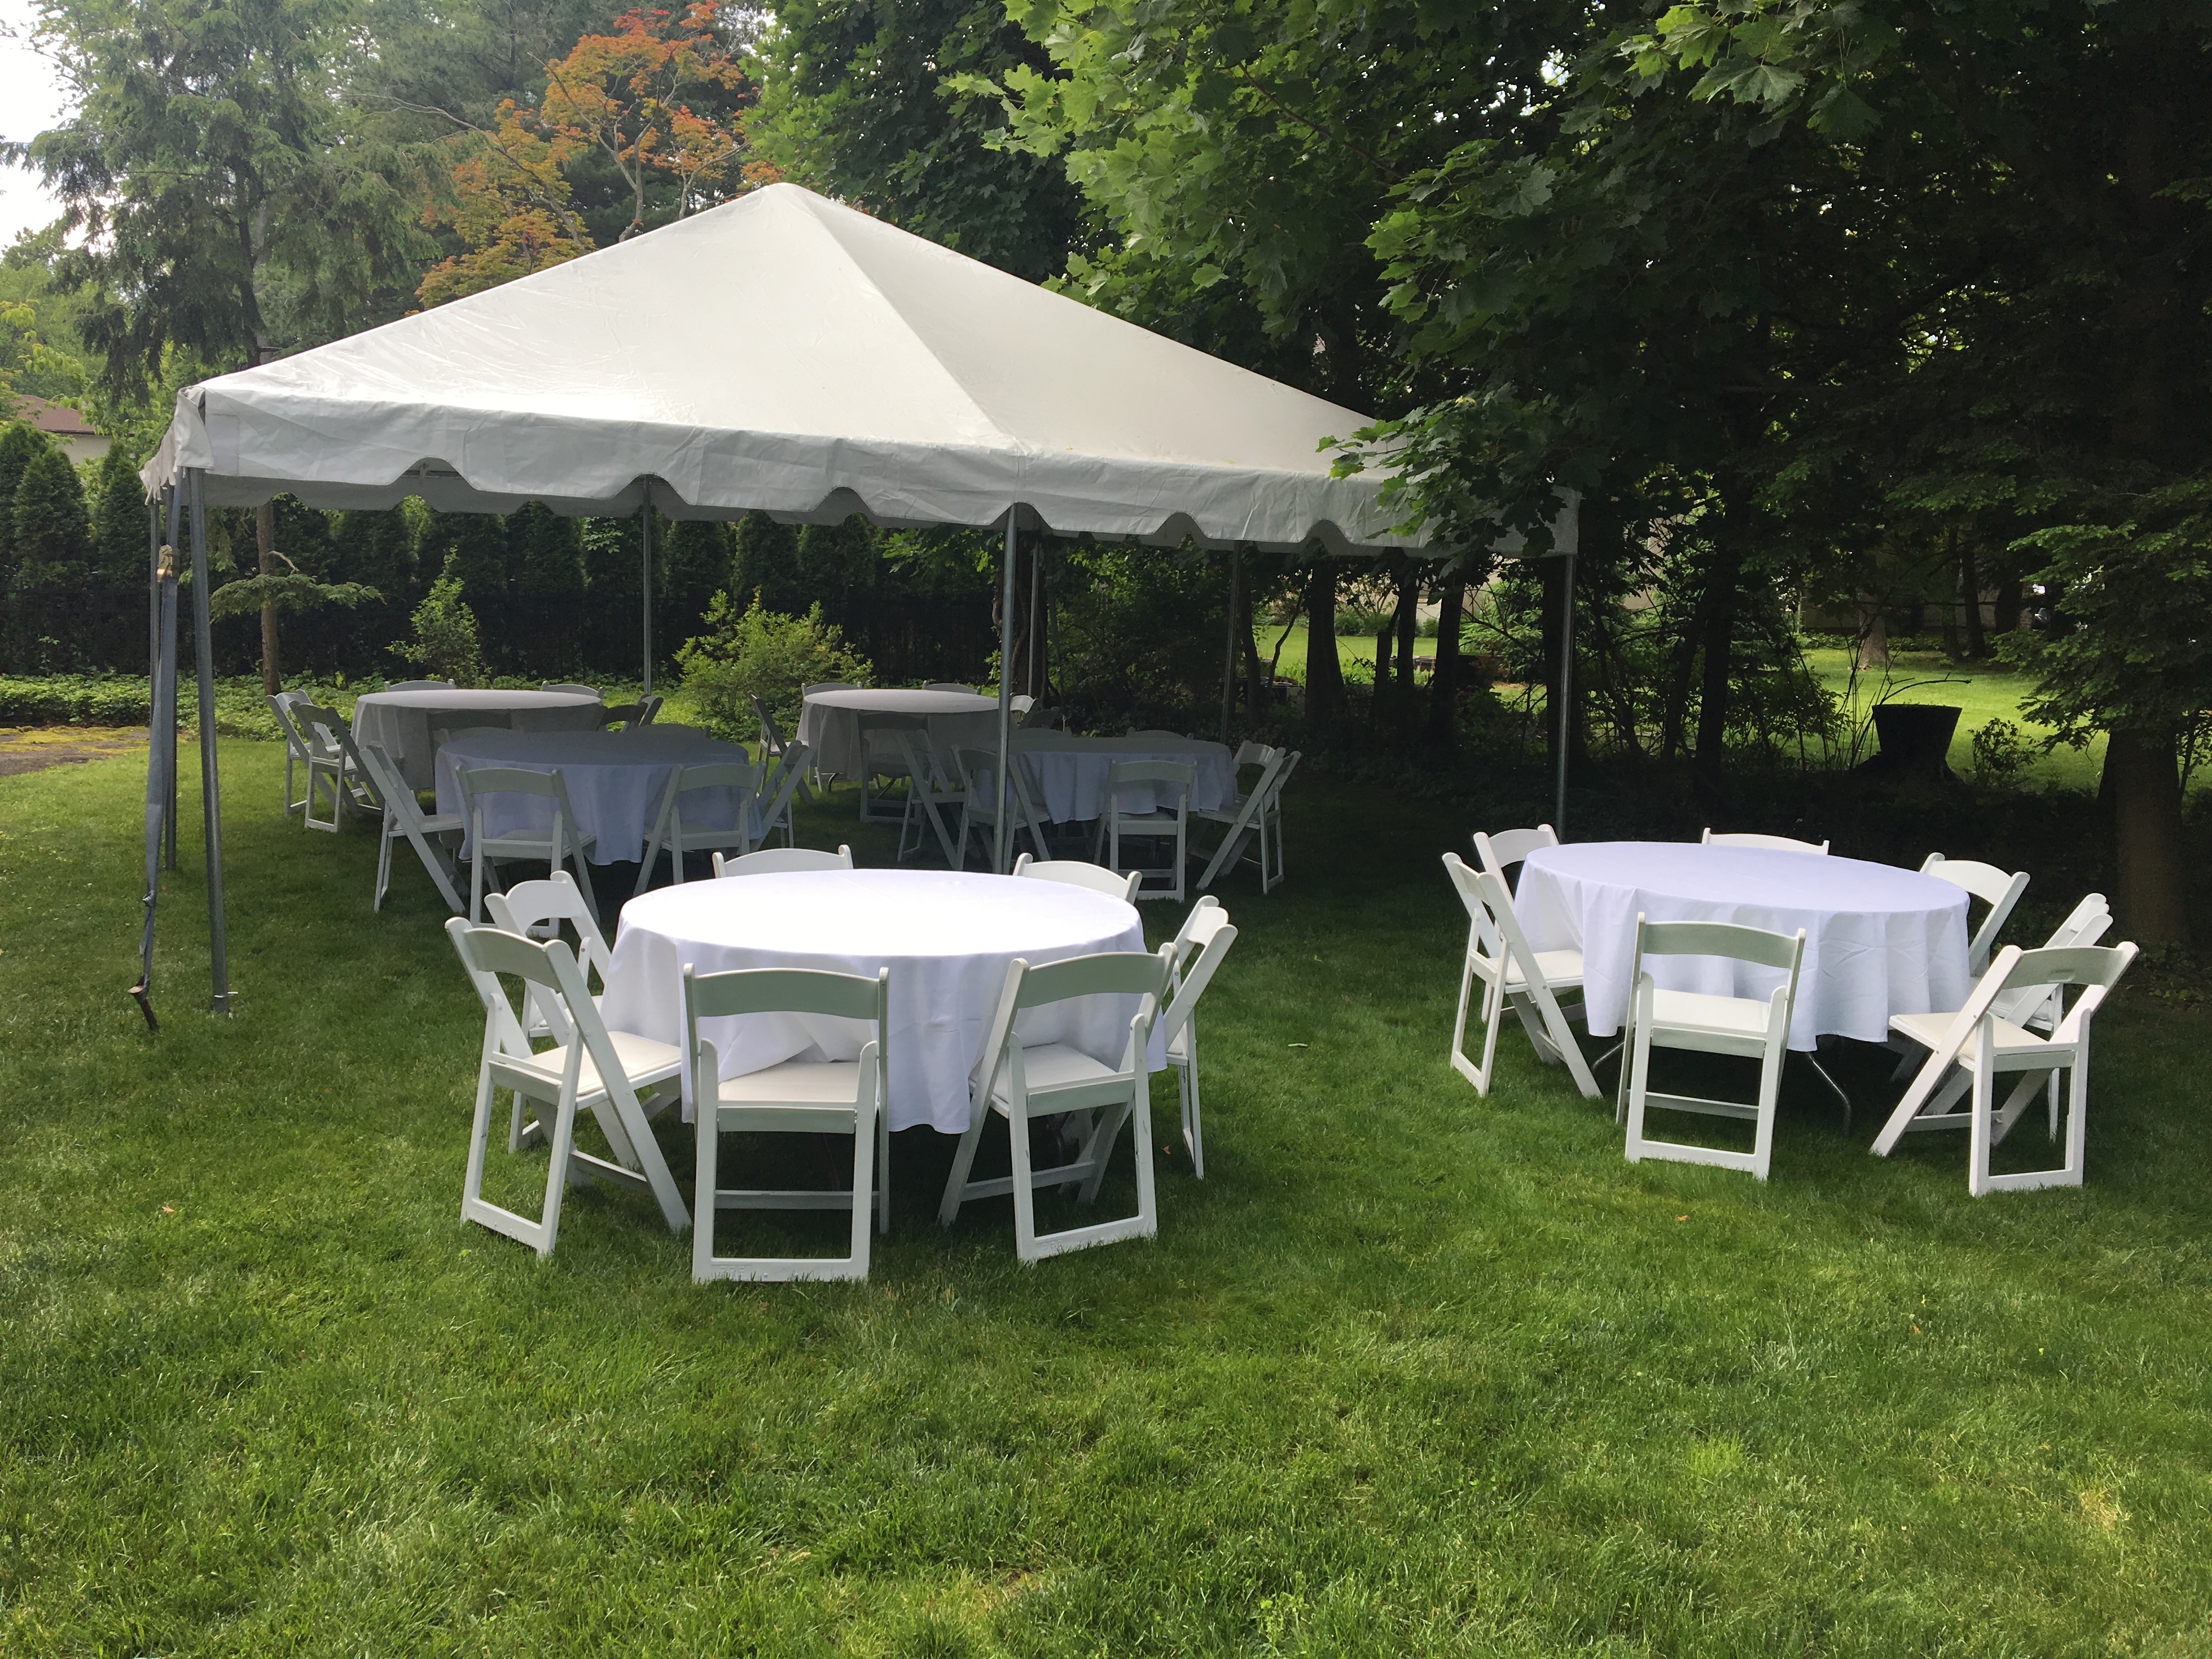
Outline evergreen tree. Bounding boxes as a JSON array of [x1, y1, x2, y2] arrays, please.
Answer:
[[90, 443, 150, 671], [267, 494, 342, 674], [5, 444, 94, 669], [331, 507, 418, 675], [730, 510, 804, 614], [507, 503, 586, 679], [0, 420, 49, 592], [428, 511, 511, 669], [580, 514, 641, 674], [657, 516, 733, 665]]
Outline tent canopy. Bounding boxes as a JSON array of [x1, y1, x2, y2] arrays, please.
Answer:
[[145, 183, 1430, 555]]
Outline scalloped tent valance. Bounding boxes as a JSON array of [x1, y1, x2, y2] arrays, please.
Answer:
[[144, 183, 1434, 555]]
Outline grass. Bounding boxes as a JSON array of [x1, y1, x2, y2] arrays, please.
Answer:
[[5, 736, 2212, 1654]]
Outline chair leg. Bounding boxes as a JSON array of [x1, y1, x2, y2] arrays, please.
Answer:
[[1181, 1027, 1204, 1179], [938, 1106, 991, 1226], [374, 827, 394, 911]]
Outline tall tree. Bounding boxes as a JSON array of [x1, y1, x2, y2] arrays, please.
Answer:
[[507, 503, 587, 678], [0, 421, 49, 599], [4, 444, 94, 670]]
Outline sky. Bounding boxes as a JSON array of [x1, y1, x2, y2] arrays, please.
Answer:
[[0, 0, 71, 249]]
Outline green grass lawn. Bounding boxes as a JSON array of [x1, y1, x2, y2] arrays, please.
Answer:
[[5, 738, 2211, 1654]]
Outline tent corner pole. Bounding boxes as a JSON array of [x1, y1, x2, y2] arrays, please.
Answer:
[[995, 510, 1018, 874], [640, 482, 654, 698], [188, 469, 232, 1014]]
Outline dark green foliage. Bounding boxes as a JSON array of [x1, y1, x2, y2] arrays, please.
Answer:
[[88, 445, 150, 673], [428, 511, 510, 664], [330, 507, 418, 673], [1053, 541, 1229, 723], [656, 517, 732, 674], [507, 503, 586, 679], [579, 515, 641, 675], [730, 510, 804, 615], [4, 444, 94, 670], [0, 419, 49, 583]]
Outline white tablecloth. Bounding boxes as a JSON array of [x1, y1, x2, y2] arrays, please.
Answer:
[[435, 726, 754, 865], [1514, 842, 1972, 1052], [601, 870, 1155, 1133], [798, 688, 1001, 778], [1011, 732, 1236, 823], [354, 689, 603, 791]]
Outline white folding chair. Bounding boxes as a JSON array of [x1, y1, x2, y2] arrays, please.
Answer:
[[635, 760, 761, 894], [1921, 853, 2030, 974], [938, 944, 1175, 1262], [856, 713, 922, 823], [597, 695, 661, 730], [541, 682, 599, 696], [1471, 823, 1558, 890], [1096, 759, 1194, 901], [684, 963, 889, 1282], [290, 700, 378, 832], [1440, 854, 1600, 1098], [1193, 748, 1298, 893], [1617, 915, 1806, 1182], [894, 732, 966, 866], [1887, 893, 2110, 1080], [455, 763, 599, 925], [748, 741, 809, 848], [712, 844, 853, 877], [387, 678, 456, 692], [1008, 693, 1036, 715], [752, 694, 813, 804], [358, 739, 465, 913], [486, 870, 614, 1047], [1019, 703, 1060, 730], [1873, 941, 2138, 1193], [1011, 852, 1142, 903], [268, 692, 314, 818], [443, 919, 689, 1257], [1160, 906, 1238, 1178], [955, 745, 1055, 870], [1701, 828, 1830, 854]]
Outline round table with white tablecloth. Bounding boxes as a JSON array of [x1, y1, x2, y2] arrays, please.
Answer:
[[599, 870, 1158, 1133], [1512, 842, 1972, 1052], [797, 687, 1001, 780], [434, 726, 755, 865], [353, 687, 604, 791], [1009, 730, 1236, 823]]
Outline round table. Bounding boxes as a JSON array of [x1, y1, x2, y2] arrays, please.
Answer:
[[1011, 731, 1237, 823], [600, 870, 1153, 1133], [354, 688, 604, 791], [1513, 842, 1972, 1051], [797, 688, 1002, 781], [434, 726, 754, 865]]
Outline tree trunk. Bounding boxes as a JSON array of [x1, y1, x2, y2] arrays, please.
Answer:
[[1692, 544, 1743, 804], [1430, 575, 1465, 744], [1960, 538, 1986, 658], [2106, 725, 2191, 946], [1993, 573, 2023, 636], [257, 499, 280, 696], [1304, 562, 1344, 723], [1855, 600, 1888, 669]]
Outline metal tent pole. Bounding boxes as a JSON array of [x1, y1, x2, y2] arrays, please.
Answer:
[[164, 487, 182, 871], [640, 483, 654, 697], [132, 524, 181, 1029], [994, 509, 1018, 874], [187, 470, 232, 1012]]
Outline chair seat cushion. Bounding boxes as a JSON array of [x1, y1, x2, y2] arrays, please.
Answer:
[[714, 1058, 867, 1107], [1647, 988, 1774, 1039], [987, 1042, 1121, 1105], [501, 1028, 682, 1097], [1505, 949, 1585, 989], [1889, 1008, 2046, 1057]]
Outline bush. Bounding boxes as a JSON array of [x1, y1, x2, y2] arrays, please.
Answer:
[[1971, 717, 2033, 787], [394, 554, 486, 686], [675, 591, 872, 738], [0, 673, 151, 726]]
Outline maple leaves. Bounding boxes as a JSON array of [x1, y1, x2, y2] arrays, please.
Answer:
[[417, 3, 776, 307]]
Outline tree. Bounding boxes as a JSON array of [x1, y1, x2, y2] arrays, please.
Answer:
[[4, 444, 94, 669], [427, 512, 511, 665], [507, 502, 587, 678], [331, 506, 419, 674], [0, 421, 49, 598], [90, 442, 150, 669], [730, 509, 803, 614], [21, 0, 421, 693], [580, 514, 642, 673], [657, 516, 732, 671], [394, 551, 487, 685]]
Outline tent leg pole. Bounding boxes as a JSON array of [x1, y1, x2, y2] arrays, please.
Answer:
[[188, 470, 232, 1014], [996, 511, 1017, 875], [1554, 545, 1575, 838], [640, 483, 654, 698], [165, 487, 183, 870]]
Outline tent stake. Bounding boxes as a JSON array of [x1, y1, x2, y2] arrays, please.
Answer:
[[995, 510, 1017, 874], [188, 469, 232, 1013]]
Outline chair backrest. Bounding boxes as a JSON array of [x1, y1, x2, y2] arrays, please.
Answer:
[[712, 844, 853, 876], [267, 693, 312, 756], [953, 744, 1053, 838], [388, 679, 456, 692], [895, 731, 958, 795], [456, 763, 582, 853], [1633, 916, 1807, 974], [1008, 692, 1035, 714], [1472, 824, 1558, 883], [1019, 703, 1059, 729], [1105, 759, 1195, 816], [685, 962, 888, 1025], [1010, 854, 1143, 903], [974, 944, 1175, 1095], [1448, 856, 1573, 994], [445, 920, 637, 1131], [1231, 740, 1271, 768], [2041, 892, 2111, 951], [1993, 941, 2138, 1041], [1920, 853, 2029, 970], [664, 760, 761, 830], [357, 741, 426, 828], [804, 681, 860, 696], [600, 702, 647, 729], [1160, 908, 1237, 1043], [1169, 894, 1225, 975], [541, 682, 599, 696], [1260, 749, 1301, 807], [290, 699, 350, 758], [486, 870, 614, 981], [1702, 828, 1830, 854]]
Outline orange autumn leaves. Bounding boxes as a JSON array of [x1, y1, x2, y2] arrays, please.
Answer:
[[417, 3, 776, 307]]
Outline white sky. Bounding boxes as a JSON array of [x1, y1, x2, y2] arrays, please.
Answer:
[[0, 0, 72, 249]]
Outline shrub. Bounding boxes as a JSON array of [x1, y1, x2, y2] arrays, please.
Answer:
[[675, 590, 872, 739], [393, 554, 486, 686], [1971, 717, 2033, 787]]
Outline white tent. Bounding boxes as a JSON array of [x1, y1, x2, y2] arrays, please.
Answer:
[[141, 184, 1561, 1014]]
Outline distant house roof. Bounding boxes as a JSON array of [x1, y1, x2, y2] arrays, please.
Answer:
[[8, 395, 98, 440]]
